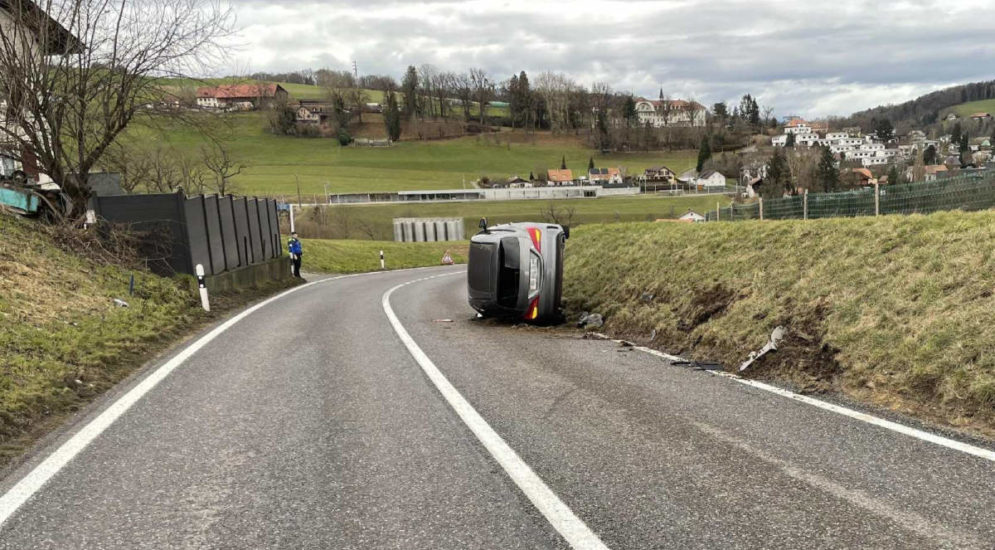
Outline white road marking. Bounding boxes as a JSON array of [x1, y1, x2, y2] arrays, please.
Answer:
[[383, 273, 610, 550], [591, 334, 995, 463], [0, 267, 453, 528]]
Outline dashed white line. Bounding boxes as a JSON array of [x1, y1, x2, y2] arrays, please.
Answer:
[[383, 273, 610, 550]]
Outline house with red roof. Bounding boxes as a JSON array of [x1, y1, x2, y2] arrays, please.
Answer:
[[634, 98, 706, 127], [196, 83, 289, 111]]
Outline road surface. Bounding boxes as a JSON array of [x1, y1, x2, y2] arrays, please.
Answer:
[[1, 266, 994, 549]]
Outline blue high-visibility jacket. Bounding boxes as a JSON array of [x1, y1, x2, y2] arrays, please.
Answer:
[[288, 237, 303, 256]]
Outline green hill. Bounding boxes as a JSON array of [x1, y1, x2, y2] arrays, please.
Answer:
[[121, 112, 698, 198], [564, 211, 995, 438]]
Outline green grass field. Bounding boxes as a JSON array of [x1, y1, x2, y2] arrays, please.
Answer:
[[946, 98, 995, 118], [125, 111, 698, 198], [300, 238, 468, 273], [294, 194, 731, 240], [564, 211, 995, 437]]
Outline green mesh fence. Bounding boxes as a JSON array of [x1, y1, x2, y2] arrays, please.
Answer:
[[706, 171, 995, 222]]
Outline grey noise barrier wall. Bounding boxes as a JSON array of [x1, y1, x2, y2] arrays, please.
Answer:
[[393, 217, 465, 242], [94, 191, 283, 278]]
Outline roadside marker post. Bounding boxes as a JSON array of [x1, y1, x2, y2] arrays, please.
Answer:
[[196, 264, 210, 312], [289, 204, 296, 233], [716, 202, 720, 222], [803, 189, 809, 220], [875, 182, 880, 216], [759, 197, 764, 221], [380, 250, 385, 270]]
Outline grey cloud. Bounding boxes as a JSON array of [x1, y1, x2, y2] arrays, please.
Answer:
[[221, 0, 995, 117]]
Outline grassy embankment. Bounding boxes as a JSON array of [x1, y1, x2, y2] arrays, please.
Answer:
[[297, 194, 731, 240], [564, 211, 995, 437], [123, 111, 698, 198], [0, 214, 297, 468], [300, 238, 468, 274]]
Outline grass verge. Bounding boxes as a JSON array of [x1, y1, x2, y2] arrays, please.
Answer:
[[563, 211, 995, 438], [299, 238, 468, 274], [296, 194, 730, 240], [0, 214, 299, 469]]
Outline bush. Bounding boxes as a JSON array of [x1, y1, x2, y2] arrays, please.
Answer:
[[336, 128, 353, 146]]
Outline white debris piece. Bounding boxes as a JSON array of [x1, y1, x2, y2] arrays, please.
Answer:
[[113, 298, 129, 308], [739, 326, 787, 372]]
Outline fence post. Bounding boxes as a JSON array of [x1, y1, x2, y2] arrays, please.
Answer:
[[759, 198, 764, 221], [874, 182, 880, 216], [803, 189, 808, 220], [716, 202, 720, 222]]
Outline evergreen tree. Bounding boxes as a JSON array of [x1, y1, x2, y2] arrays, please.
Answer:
[[815, 146, 839, 193], [764, 147, 792, 199], [383, 89, 402, 141], [623, 95, 637, 127], [561, 155, 567, 170], [959, 132, 971, 165], [924, 144, 938, 165], [887, 165, 900, 186], [951, 121, 962, 146], [588, 156, 595, 171], [785, 133, 796, 147], [696, 136, 712, 172], [712, 102, 728, 120], [401, 65, 419, 117], [873, 118, 895, 141], [529, 171, 534, 181]]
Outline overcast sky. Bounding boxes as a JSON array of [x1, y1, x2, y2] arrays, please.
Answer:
[[221, 0, 995, 119]]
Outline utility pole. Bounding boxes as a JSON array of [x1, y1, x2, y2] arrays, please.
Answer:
[[295, 174, 302, 208], [352, 60, 358, 81]]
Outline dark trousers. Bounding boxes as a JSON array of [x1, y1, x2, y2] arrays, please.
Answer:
[[292, 255, 302, 277]]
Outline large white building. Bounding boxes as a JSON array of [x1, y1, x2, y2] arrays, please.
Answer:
[[634, 98, 707, 128]]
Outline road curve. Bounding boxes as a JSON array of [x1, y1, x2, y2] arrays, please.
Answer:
[[1, 266, 994, 549]]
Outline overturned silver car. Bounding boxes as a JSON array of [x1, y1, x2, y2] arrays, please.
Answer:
[[467, 219, 568, 323]]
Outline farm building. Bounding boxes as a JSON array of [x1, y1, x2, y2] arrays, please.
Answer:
[[196, 83, 289, 111]]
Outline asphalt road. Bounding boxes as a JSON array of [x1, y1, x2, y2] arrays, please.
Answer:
[[2, 266, 994, 549]]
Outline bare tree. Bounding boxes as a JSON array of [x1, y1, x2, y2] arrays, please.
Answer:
[[468, 67, 493, 125], [453, 72, 473, 121], [201, 141, 243, 196], [540, 202, 575, 226], [0, 0, 233, 218]]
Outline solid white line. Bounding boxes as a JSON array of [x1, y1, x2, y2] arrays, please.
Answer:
[[0, 267, 454, 528], [592, 334, 995, 463], [383, 274, 609, 550]]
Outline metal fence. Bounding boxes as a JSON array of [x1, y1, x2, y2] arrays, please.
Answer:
[[94, 191, 281, 276], [706, 171, 995, 222]]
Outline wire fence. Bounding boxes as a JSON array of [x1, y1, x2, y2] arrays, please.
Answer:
[[706, 171, 995, 222]]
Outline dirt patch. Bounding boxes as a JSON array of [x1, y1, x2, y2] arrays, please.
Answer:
[[678, 284, 737, 332]]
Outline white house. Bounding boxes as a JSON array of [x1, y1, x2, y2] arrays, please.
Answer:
[[697, 170, 727, 190], [679, 210, 706, 223], [772, 135, 788, 147], [634, 98, 707, 128]]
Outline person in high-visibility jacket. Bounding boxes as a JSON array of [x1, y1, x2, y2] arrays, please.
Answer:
[[287, 232, 303, 278]]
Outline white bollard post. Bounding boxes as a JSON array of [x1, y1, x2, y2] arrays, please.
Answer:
[[874, 182, 880, 216], [196, 264, 210, 312], [380, 250, 385, 270], [289, 204, 296, 233], [759, 197, 764, 221], [803, 189, 809, 220]]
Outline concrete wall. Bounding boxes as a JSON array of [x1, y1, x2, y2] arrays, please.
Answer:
[[393, 217, 465, 242], [201, 256, 293, 293]]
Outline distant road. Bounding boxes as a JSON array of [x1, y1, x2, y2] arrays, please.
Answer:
[[1, 267, 993, 549]]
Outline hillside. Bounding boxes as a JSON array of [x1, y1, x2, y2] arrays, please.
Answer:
[[121, 112, 698, 198], [563, 211, 995, 438], [295, 194, 731, 240], [842, 79, 995, 129], [947, 98, 995, 118]]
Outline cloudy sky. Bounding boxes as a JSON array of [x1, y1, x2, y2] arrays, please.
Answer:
[[222, 0, 995, 119]]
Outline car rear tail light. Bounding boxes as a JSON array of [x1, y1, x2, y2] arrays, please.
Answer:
[[525, 297, 540, 320], [528, 227, 542, 252]]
